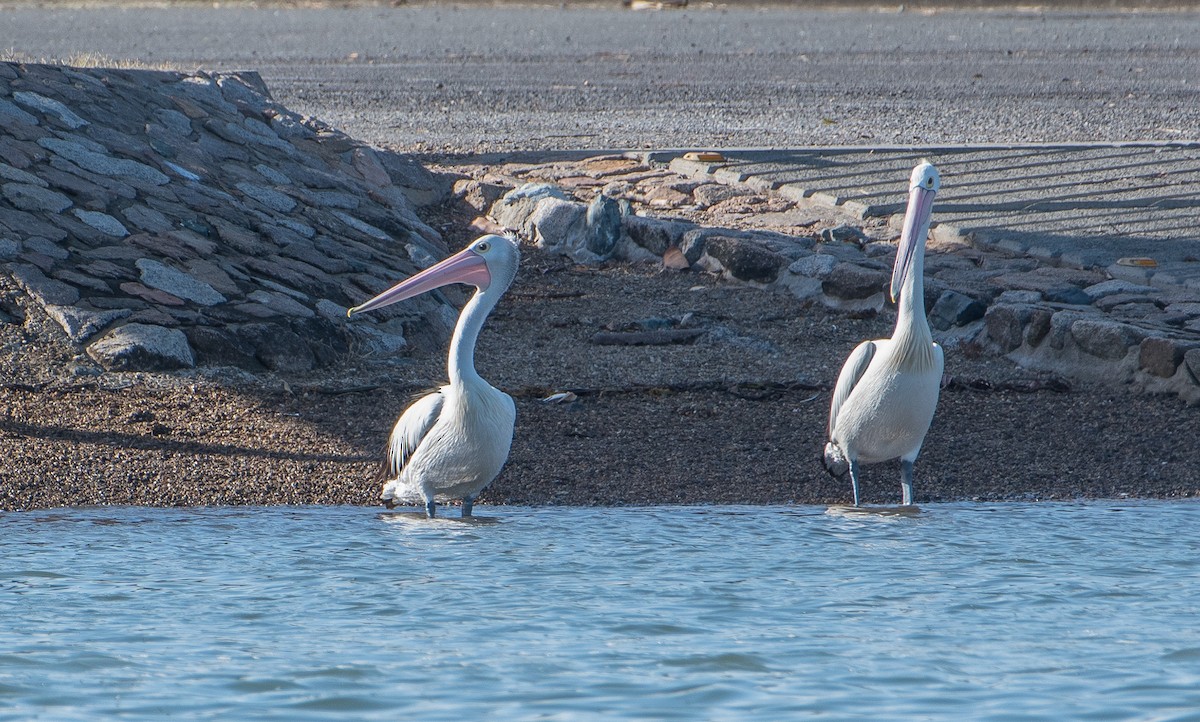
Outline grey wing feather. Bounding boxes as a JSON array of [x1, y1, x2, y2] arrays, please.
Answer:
[[828, 341, 876, 438], [378, 388, 445, 482]]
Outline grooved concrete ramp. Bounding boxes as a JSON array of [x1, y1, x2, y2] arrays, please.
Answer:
[[669, 143, 1200, 291]]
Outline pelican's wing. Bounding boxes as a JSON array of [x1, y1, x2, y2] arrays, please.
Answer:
[[377, 388, 445, 483], [828, 341, 876, 438]]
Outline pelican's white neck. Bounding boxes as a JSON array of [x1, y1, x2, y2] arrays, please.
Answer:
[[448, 285, 500, 389]]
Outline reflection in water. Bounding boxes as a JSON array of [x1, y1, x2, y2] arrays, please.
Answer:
[[2, 502, 1199, 720]]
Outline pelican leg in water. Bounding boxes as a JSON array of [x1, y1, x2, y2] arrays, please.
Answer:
[[823, 162, 945, 507], [347, 234, 520, 518]]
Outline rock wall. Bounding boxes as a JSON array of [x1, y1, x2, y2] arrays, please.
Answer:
[[0, 62, 450, 374], [461, 154, 1200, 404]]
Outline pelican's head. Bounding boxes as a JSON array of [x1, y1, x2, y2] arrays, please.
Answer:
[[891, 161, 940, 303], [347, 234, 521, 317]]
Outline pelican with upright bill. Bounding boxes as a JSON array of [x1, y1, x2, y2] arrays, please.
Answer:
[[823, 162, 944, 507], [347, 234, 519, 518]]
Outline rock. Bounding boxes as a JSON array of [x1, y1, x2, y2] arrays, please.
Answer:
[[182, 326, 261, 369], [1139, 337, 1200, 378], [643, 184, 691, 208], [995, 289, 1043, 304], [820, 224, 868, 245], [23, 236, 69, 260], [1095, 292, 1158, 313], [679, 228, 714, 265], [1185, 348, 1200, 384], [812, 242, 865, 263], [1024, 308, 1054, 347], [990, 268, 1104, 295], [8, 263, 79, 306], [585, 194, 622, 260], [153, 107, 194, 136], [246, 290, 315, 318], [1083, 279, 1158, 301], [623, 215, 678, 256], [122, 204, 175, 234], [315, 298, 349, 323], [13, 91, 88, 128], [2, 182, 72, 213], [454, 179, 508, 214], [0, 163, 47, 187], [822, 262, 887, 301], [119, 281, 185, 306], [37, 137, 168, 186], [236, 322, 315, 372], [985, 303, 1036, 353], [703, 235, 785, 283], [331, 210, 390, 241], [863, 241, 895, 258], [0, 238, 19, 260], [692, 183, 751, 209], [528, 197, 586, 249], [787, 253, 837, 279], [349, 325, 408, 356], [72, 210, 129, 237], [135, 259, 227, 306], [1166, 302, 1200, 317], [1043, 286, 1093, 306], [1110, 302, 1161, 320], [235, 182, 296, 213], [491, 183, 569, 231], [86, 323, 195, 371], [0, 97, 38, 126], [930, 290, 987, 331], [1070, 317, 1147, 360], [43, 305, 132, 342], [376, 149, 447, 207]]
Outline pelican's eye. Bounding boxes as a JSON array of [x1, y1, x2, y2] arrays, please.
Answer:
[[475, 241, 491, 253], [926, 178, 935, 188]]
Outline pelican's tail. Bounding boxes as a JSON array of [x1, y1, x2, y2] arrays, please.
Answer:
[[822, 441, 850, 479]]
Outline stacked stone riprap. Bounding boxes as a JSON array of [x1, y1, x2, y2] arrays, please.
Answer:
[[0, 62, 448, 374]]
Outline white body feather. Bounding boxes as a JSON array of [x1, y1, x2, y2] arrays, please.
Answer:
[[381, 382, 516, 505], [829, 337, 943, 464]]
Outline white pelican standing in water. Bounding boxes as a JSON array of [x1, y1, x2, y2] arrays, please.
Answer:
[[823, 162, 944, 507], [347, 234, 519, 518]]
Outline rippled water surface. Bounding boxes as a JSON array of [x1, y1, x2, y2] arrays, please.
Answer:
[[3, 503, 1200, 720]]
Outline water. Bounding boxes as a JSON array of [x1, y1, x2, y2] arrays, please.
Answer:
[[2, 503, 1200, 720]]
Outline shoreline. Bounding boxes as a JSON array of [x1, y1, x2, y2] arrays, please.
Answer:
[[5, 235, 1200, 512]]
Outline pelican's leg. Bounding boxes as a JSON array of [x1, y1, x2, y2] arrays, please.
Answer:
[[848, 459, 863, 507], [900, 460, 915, 506], [425, 499, 437, 519], [461, 495, 474, 518]]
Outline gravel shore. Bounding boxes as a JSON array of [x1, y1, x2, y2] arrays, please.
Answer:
[[4, 189, 1199, 512]]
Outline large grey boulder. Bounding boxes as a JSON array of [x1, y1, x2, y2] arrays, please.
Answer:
[[87, 323, 195, 371], [701, 235, 786, 284], [1070, 317, 1147, 360], [491, 183, 569, 231], [930, 290, 987, 331]]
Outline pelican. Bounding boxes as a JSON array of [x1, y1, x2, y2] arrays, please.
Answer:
[[823, 162, 944, 507], [347, 234, 519, 518]]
